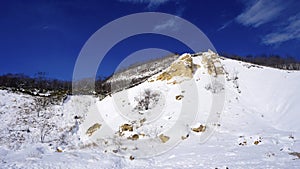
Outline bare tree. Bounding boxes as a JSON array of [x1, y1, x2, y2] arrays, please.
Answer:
[[33, 97, 57, 143]]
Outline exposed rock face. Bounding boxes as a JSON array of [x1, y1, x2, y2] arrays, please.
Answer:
[[201, 50, 224, 76], [156, 54, 199, 82]]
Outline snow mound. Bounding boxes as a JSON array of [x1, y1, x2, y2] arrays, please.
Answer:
[[78, 50, 225, 158]]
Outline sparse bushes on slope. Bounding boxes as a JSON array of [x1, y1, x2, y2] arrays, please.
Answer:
[[99, 54, 179, 97], [134, 89, 160, 113], [1, 93, 81, 150]]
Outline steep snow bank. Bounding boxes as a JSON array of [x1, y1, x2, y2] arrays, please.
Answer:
[[223, 59, 300, 131]]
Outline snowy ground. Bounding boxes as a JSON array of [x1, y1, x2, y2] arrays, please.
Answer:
[[1, 51, 300, 168]]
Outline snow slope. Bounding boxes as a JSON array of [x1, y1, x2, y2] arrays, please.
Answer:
[[1, 51, 300, 168]]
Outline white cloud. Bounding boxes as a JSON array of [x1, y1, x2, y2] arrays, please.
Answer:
[[234, 0, 300, 45], [236, 0, 286, 27], [262, 14, 300, 44], [153, 17, 180, 32], [152, 5, 184, 32], [118, 0, 171, 9]]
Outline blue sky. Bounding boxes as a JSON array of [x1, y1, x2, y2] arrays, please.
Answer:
[[0, 0, 299, 80]]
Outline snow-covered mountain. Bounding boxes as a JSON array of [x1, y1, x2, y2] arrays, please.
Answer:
[[1, 50, 300, 168]]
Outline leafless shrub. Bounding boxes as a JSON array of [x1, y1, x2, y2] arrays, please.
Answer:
[[205, 80, 224, 93], [134, 89, 160, 113]]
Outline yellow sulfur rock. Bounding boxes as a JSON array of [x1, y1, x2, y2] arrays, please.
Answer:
[[86, 123, 102, 136], [192, 125, 206, 132], [159, 134, 170, 143]]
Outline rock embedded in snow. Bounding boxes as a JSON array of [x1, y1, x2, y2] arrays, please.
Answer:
[[175, 95, 184, 100], [181, 134, 189, 140], [128, 134, 139, 140], [192, 125, 206, 133], [159, 134, 170, 143], [86, 123, 101, 136], [289, 152, 300, 159], [120, 124, 134, 132], [139, 118, 146, 124], [129, 155, 135, 160], [56, 147, 63, 153], [254, 140, 260, 145]]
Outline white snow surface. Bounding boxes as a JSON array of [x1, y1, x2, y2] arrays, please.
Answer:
[[0, 51, 300, 168]]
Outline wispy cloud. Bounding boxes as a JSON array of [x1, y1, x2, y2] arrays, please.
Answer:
[[118, 0, 171, 9], [232, 0, 300, 45], [217, 20, 233, 31], [236, 0, 286, 28], [152, 4, 184, 32], [153, 17, 179, 32], [262, 13, 300, 45]]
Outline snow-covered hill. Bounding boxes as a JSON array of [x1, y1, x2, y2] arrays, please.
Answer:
[[1, 50, 300, 168]]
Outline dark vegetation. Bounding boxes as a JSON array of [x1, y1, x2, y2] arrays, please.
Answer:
[[0, 73, 71, 96], [0, 53, 299, 97], [221, 53, 300, 70]]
